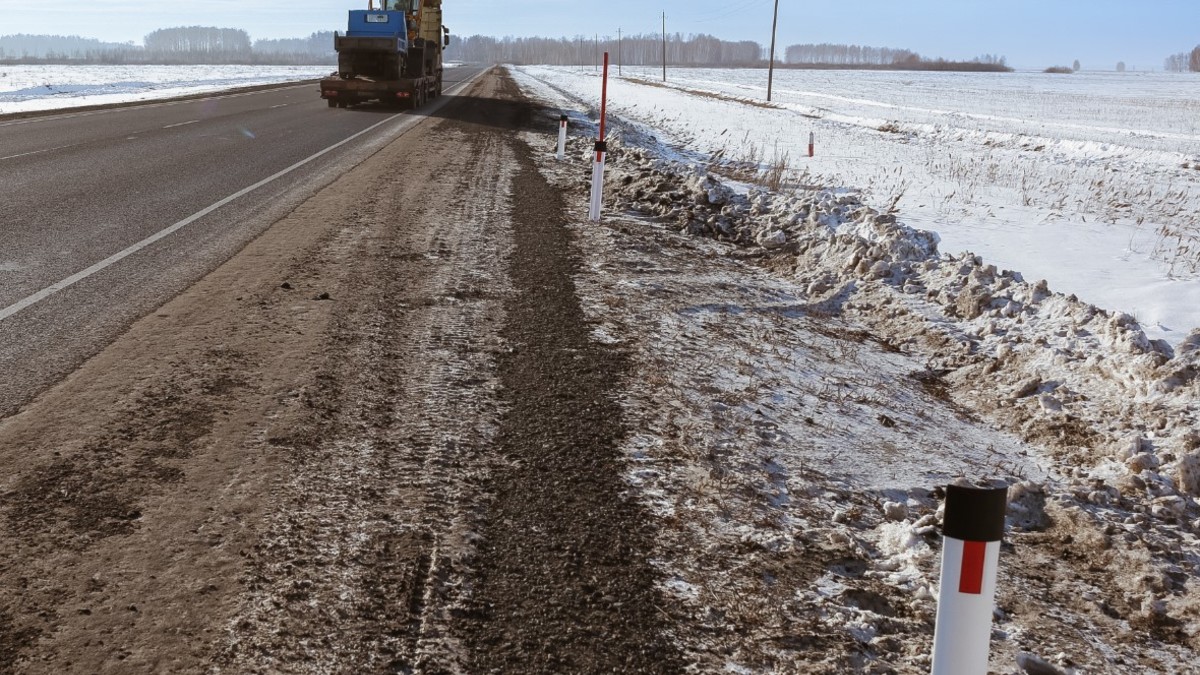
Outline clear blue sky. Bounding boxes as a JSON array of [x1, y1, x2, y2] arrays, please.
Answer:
[[2, 0, 1198, 69]]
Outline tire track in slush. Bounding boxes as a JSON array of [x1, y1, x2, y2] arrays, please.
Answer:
[[461, 71, 685, 674], [209, 84, 514, 673]]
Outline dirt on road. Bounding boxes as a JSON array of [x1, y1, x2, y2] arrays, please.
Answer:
[[0, 69, 678, 673]]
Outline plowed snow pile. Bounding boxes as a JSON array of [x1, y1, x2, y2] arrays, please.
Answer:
[[513, 67, 1200, 674]]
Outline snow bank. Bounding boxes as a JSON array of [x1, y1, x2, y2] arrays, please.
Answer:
[[514, 65, 1200, 347], [595, 138, 1200, 482]]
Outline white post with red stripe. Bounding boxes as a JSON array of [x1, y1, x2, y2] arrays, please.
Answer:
[[589, 141, 607, 222], [589, 52, 610, 222], [931, 485, 1008, 675], [557, 114, 568, 161], [808, 131, 815, 158]]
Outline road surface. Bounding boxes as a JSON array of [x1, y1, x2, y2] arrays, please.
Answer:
[[0, 65, 485, 418], [0, 67, 680, 674]]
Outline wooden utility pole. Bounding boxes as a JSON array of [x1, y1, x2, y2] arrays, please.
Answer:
[[767, 0, 780, 101], [618, 27, 622, 76], [662, 12, 667, 82]]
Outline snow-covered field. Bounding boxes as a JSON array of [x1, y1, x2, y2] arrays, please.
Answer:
[[513, 66, 1200, 673], [517, 66, 1200, 347], [0, 64, 333, 114]]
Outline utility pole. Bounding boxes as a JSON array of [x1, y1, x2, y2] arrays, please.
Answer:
[[618, 27, 622, 76], [767, 0, 780, 101], [662, 12, 667, 82], [595, 32, 599, 72]]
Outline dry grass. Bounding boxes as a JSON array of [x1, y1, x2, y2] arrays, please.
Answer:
[[922, 147, 1200, 274], [707, 133, 814, 196]]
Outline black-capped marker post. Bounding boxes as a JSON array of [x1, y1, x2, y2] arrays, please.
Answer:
[[931, 484, 1008, 675], [557, 114, 568, 161], [588, 52, 610, 222]]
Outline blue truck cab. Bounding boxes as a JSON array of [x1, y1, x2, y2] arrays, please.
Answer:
[[346, 9, 408, 51]]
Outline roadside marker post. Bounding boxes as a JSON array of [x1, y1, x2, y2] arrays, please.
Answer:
[[588, 140, 606, 221], [808, 131, 815, 158], [930, 484, 1009, 675], [557, 114, 568, 161], [588, 51, 610, 222]]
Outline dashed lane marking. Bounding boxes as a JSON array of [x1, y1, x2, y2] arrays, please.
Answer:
[[0, 143, 78, 161]]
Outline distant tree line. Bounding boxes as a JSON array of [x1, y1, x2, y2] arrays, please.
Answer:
[[0, 33, 134, 62], [445, 33, 762, 66], [781, 43, 1009, 71], [254, 32, 338, 64], [445, 35, 1010, 71], [145, 27, 251, 57], [784, 43, 917, 66], [1164, 45, 1200, 72], [0, 29, 335, 65]]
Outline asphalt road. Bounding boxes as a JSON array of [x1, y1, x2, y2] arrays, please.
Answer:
[[0, 65, 487, 417]]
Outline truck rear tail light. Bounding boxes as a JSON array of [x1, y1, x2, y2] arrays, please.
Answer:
[[397, 92, 411, 98], [323, 90, 338, 97]]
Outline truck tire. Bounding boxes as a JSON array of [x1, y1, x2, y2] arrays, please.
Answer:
[[327, 99, 337, 108]]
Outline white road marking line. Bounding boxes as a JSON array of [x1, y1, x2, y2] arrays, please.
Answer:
[[0, 115, 400, 322], [0, 69, 485, 324], [270, 104, 289, 109], [0, 143, 77, 161], [163, 119, 199, 129]]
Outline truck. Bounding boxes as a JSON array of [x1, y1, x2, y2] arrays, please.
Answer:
[[320, 0, 450, 109]]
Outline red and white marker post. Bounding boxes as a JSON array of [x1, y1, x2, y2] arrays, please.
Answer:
[[808, 131, 815, 158], [557, 114, 568, 161], [931, 484, 1009, 675], [588, 52, 610, 222]]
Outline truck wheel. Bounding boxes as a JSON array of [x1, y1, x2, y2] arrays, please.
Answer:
[[327, 99, 337, 108]]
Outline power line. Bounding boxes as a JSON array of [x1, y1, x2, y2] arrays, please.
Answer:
[[690, 0, 771, 24]]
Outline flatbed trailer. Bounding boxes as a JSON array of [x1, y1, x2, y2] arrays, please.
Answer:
[[319, 71, 441, 109]]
